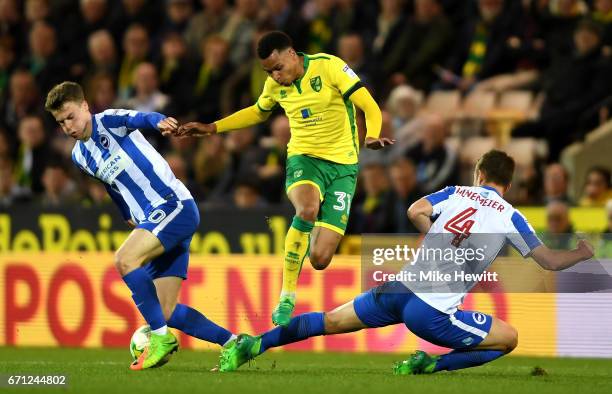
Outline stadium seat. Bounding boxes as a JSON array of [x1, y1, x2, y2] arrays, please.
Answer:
[[423, 90, 461, 118]]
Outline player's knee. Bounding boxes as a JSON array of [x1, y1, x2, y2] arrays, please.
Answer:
[[310, 249, 332, 270], [114, 251, 139, 276], [505, 326, 518, 353], [295, 205, 318, 223]]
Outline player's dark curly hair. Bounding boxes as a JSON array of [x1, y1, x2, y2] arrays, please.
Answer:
[[256, 31, 293, 59], [475, 150, 515, 187]]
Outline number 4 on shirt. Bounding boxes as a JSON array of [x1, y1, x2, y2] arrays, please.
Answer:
[[444, 207, 477, 247]]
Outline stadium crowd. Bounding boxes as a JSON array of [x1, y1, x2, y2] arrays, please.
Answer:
[[0, 0, 611, 235]]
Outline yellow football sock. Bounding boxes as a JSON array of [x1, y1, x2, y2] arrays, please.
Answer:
[[281, 216, 313, 299]]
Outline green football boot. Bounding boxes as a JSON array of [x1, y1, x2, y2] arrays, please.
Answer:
[[393, 350, 439, 375], [219, 334, 261, 372], [130, 331, 179, 370], [271, 296, 295, 327]]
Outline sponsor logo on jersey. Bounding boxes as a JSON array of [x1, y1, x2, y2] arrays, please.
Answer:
[[472, 312, 487, 325], [97, 150, 129, 184], [294, 169, 303, 178], [310, 76, 322, 92], [301, 108, 313, 119]]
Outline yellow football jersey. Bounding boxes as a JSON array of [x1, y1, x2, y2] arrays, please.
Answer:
[[256, 53, 363, 164]]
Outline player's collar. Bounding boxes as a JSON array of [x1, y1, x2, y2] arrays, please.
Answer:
[[480, 185, 501, 196], [297, 52, 310, 73]]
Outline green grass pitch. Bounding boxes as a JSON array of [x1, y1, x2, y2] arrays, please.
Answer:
[[1, 347, 611, 394]]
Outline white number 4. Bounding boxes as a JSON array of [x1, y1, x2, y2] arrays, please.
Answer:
[[333, 192, 351, 212]]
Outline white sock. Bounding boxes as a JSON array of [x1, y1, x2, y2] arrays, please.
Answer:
[[280, 291, 296, 301], [151, 325, 168, 335], [223, 334, 238, 347]]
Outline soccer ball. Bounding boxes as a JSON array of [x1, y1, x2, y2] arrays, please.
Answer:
[[130, 325, 151, 360]]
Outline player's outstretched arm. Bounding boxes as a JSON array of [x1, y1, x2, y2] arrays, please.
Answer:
[[349, 87, 395, 150], [407, 198, 434, 234], [530, 239, 595, 271], [103, 109, 177, 134], [176, 105, 270, 137]]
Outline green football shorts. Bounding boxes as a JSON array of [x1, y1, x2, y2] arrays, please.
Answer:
[[285, 154, 359, 235]]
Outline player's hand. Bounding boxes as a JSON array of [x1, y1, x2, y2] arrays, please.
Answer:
[[364, 137, 395, 150], [158, 117, 179, 136], [576, 239, 595, 260], [176, 122, 217, 137]]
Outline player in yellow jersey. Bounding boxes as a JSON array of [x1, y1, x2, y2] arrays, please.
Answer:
[[176, 31, 394, 326]]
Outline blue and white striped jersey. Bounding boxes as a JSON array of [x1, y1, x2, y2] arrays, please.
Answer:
[[415, 185, 543, 313], [71, 109, 192, 223]]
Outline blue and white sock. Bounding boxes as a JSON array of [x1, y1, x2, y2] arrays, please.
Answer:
[[259, 312, 325, 354], [122, 267, 167, 334], [434, 349, 505, 372], [167, 304, 233, 346]]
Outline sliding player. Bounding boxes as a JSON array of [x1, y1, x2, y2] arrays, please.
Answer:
[[175, 31, 394, 327], [218, 150, 594, 374], [45, 82, 236, 370]]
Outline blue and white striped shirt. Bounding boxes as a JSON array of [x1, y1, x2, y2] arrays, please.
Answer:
[[71, 109, 192, 223]]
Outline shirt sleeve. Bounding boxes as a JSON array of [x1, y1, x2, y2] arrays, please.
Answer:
[[100, 109, 166, 136], [255, 78, 278, 112], [506, 210, 543, 257], [104, 183, 132, 222], [424, 186, 456, 216], [328, 55, 363, 99]]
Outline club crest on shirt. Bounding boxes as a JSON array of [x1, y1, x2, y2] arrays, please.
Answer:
[[99, 133, 110, 149], [310, 76, 322, 92], [294, 169, 303, 178]]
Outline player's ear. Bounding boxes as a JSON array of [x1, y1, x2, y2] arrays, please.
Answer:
[[81, 100, 89, 112], [503, 183, 511, 194]]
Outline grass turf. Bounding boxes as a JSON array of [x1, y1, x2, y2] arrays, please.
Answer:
[[1, 347, 611, 394]]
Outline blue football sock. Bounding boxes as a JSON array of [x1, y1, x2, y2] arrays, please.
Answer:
[[434, 349, 505, 372], [167, 304, 233, 346], [122, 268, 167, 331], [259, 312, 325, 354]]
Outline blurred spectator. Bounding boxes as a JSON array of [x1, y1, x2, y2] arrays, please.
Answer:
[[192, 134, 230, 198], [0, 69, 41, 133], [117, 24, 150, 99], [0, 0, 22, 55], [81, 177, 111, 207], [108, 0, 162, 42], [303, 0, 336, 53], [595, 198, 612, 258], [541, 199, 574, 249], [85, 72, 117, 113], [122, 62, 170, 113], [85, 30, 118, 82], [15, 115, 49, 195], [513, 19, 612, 159], [337, 33, 374, 88], [439, 0, 520, 91], [220, 26, 268, 115], [162, 0, 194, 36], [0, 128, 12, 159], [21, 21, 66, 94], [386, 84, 424, 153], [184, 0, 230, 57], [40, 160, 79, 207], [220, 0, 259, 67], [260, 0, 308, 51], [233, 178, 267, 208], [386, 0, 453, 91], [403, 114, 459, 194], [592, 0, 612, 48], [0, 157, 26, 206], [67, 0, 111, 74], [579, 166, 612, 207], [387, 157, 421, 233], [157, 32, 194, 114], [543, 162, 572, 204], [0, 36, 15, 97], [165, 151, 205, 201], [372, 0, 408, 88], [191, 35, 232, 122], [349, 161, 394, 233], [257, 115, 290, 203], [24, 0, 51, 25]]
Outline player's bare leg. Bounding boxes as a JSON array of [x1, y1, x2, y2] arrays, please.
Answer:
[[309, 226, 343, 270], [272, 183, 320, 326], [395, 316, 517, 375], [115, 229, 179, 371], [221, 299, 368, 371]]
